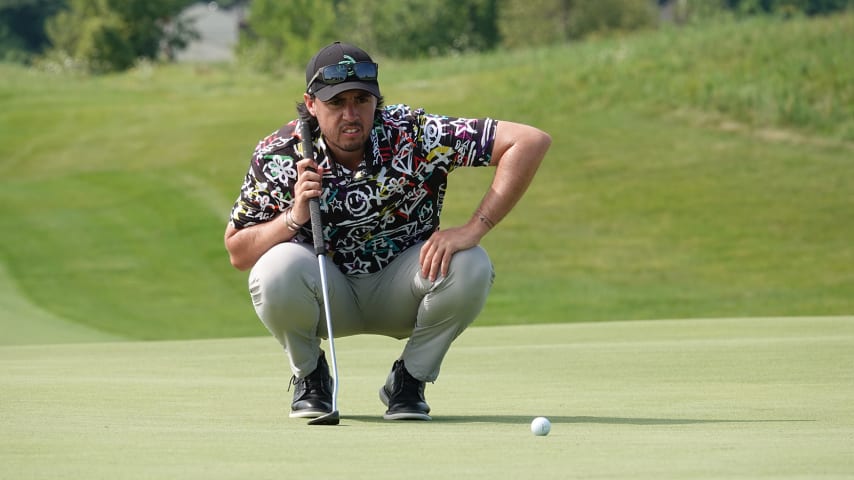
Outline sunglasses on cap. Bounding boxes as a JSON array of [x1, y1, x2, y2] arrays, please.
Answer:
[[307, 62, 379, 90]]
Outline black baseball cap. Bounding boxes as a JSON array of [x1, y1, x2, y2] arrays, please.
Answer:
[[305, 42, 381, 101]]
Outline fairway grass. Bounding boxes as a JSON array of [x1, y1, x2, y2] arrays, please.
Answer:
[[2, 317, 852, 479], [0, 263, 125, 346]]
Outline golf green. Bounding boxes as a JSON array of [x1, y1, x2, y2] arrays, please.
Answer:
[[2, 317, 852, 479]]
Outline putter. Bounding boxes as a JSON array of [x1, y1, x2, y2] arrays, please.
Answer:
[[299, 114, 341, 426]]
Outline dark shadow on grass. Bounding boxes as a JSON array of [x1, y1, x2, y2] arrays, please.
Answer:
[[342, 415, 814, 425]]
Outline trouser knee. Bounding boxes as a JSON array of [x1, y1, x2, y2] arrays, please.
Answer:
[[446, 246, 494, 297], [248, 243, 319, 340], [402, 246, 494, 381], [424, 246, 495, 317]]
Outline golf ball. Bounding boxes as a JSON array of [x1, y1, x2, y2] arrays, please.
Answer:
[[531, 416, 551, 436]]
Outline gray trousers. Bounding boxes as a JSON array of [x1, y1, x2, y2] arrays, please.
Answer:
[[248, 241, 494, 382]]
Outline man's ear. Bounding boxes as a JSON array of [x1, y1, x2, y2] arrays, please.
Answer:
[[303, 93, 316, 116]]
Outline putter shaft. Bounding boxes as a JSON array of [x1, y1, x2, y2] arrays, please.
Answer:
[[317, 254, 339, 413]]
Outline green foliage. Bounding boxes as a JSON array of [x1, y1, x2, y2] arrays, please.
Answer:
[[239, 0, 499, 69], [568, 0, 658, 36], [41, 0, 197, 73], [497, 0, 571, 48], [45, 1, 132, 72], [0, 21, 28, 62], [497, 0, 658, 48], [345, 0, 499, 58], [0, 0, 66, 62], [671, 0, 852, 21], [4, 0, 852, 73], [726, 0, 851, 15], [237, 0, 336, 72]]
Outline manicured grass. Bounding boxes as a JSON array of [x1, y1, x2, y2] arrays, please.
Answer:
[[0, 14, 852, 342], [0, 262, 125, 345], [2, 318, 852, 479]]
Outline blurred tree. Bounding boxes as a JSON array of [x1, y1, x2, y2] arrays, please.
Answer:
[[0, 0, 67, 62], [567, 0, 657, 37], [666, 0, 850, 22], [238, 0, 499, 68], [363, 0, 499, 58], [497, 0, 573, 48], [237, 0, 337, 72], [498, 0, 657, 48], [712, 0, 849, 16], [43, 0, 198, 73]]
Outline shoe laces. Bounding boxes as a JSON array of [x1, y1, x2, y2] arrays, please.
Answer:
[[289, 360, 330, 395], [393, 361, 425, 399]]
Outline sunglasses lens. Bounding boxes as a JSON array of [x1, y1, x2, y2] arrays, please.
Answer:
[[321, 64, 349, 83], [352, 62, 378, 80], [312, 62, 379, 90]]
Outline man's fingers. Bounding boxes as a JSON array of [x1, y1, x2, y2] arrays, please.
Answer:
[[419, 241, 439, 280], [419, 242, 429, 272], [295, 162, 324, 199], [440, 251, 452, 278], [419, 238, 455, 282], [429, 247, 444, 282], [419, 241, 434, 279]]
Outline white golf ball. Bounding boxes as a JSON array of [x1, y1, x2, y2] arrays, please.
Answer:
[[531, 416, 551, 436]]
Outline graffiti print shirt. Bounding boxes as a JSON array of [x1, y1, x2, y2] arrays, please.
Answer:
[[229, 104, 497, 275]]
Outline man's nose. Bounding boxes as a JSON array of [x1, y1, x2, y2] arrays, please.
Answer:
[[343, 102, 359, 120]]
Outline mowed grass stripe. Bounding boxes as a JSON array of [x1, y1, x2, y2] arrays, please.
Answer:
[[2, 317, 852, 479], [0, 262, 125, 345]]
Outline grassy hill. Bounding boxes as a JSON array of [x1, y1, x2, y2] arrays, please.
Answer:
[[0, 13, 851, 343]]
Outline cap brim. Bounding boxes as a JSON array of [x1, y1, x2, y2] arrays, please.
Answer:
[[314, 81, 381, 101]]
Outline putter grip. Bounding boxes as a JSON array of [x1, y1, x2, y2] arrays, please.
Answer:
[[308, 198, 324, 255], [299, 117, 326, 255]]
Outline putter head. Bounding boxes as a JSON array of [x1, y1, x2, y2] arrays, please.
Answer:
[[307, 410, 340, 426]]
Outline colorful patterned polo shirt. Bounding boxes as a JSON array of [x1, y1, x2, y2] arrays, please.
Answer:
[[229, 104, 498, 275]]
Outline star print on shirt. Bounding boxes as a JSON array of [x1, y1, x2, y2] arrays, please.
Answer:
[[343, 257, 372, 275], [450, 117, 478, 139], [328, 196, 345, 212]]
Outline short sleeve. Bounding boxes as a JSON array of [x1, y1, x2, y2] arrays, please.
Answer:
[[417, 112, 497, 169], [228, 127, 301, 229]]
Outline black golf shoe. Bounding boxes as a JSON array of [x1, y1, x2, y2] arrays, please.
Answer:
[[289, 352, 333, 418], [378, 359, 431, 420]]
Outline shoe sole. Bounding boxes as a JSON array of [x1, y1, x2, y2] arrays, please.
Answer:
[[383, 411, 432, 421], [289, 409, 332, 419], [378, 387, 432, 421]]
